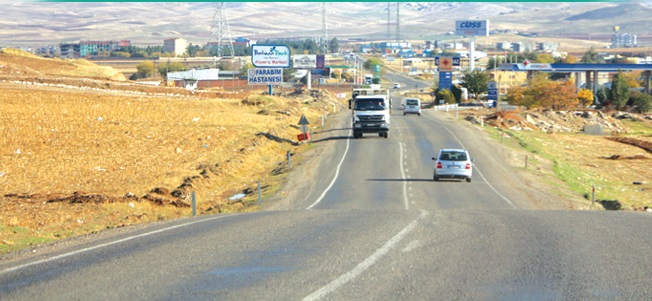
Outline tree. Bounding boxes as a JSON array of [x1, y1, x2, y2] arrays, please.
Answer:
[[577, 89, 594, 107], [631, 91, 652, 113], [560, 54, 578, 64], [157, 61, 186, 77], [329, 38, 339, 54], [136, 61, 156, 78], [437, 89, 455, 104], [460, 69, 489, 100], [610, 70, 630, 110], [111, 51, 131, 58], [185, 44, 200, 57], [535, 53, 555, 64], [505, 73, 579, 110], [451, 84, 464, 103], [580, 47, 604, 64], [596, 86, 609, 106], [364, 57, 382, 70]]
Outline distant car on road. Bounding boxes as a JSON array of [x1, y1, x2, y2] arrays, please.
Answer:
[[403, 98, 421, 116], [433, 149, 473, 182], [393, 83, 401, 89]]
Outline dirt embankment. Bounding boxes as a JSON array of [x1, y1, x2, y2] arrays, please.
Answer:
[[458, 107, 652, 211]]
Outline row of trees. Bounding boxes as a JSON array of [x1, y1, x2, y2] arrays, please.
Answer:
[[453, 69, 650, 112], [113, 38, 340, 59], [503, 72, 651, 113], [485, 47, 640, 77]]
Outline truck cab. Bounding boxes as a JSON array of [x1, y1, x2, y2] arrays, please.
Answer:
[[351, 95, 390, 138]]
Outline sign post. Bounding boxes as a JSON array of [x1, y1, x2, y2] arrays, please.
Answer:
[[292, 54, 325, 90], [251, 45, 291, 95], [487, 80, 498, 108], [454, 20, 489, 71], [435, 56, 460, 91], [297, 114, 310, 142]]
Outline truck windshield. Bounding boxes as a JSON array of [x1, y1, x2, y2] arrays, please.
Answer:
[[354, 99, 386, 111]]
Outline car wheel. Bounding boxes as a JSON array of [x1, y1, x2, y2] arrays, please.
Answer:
[[384, 132, 389, 138], [466, 177, 472, 183], [418, 113, 421, 116], [433, 176, 439, 181], [403, 112, 406, 116]]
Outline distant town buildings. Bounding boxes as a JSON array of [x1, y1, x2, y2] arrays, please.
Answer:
[[59, 40, 130, 58], [163, 38, 188, 57], [611, 32, 637, 48]]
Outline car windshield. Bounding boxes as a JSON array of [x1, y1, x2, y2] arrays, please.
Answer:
[[354, 98, 386, 111], [440, 151, 467, 161]]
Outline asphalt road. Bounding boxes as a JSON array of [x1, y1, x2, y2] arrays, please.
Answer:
[[1, 89, 651, 300]]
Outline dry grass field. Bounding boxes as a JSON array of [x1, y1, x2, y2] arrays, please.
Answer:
[[0, 49, 344, 253], [450, 108, 652, 212]]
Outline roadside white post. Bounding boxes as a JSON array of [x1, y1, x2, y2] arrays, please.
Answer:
[[191, 191, 197, 217], [257, 182, 262, 206]]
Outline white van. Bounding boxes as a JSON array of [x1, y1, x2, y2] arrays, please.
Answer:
[[403, 98, 421, 116]]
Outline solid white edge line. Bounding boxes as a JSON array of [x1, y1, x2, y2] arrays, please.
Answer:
[[442, 125, 517, 209], [306, 129, 351, 210], [1, 214, 235, 275], [302, 209, 428, 301]]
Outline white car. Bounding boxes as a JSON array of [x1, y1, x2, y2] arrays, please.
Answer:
[[432, 149, 473, 182], [403, 98, 421, 116], [393, 83, 401, 89]]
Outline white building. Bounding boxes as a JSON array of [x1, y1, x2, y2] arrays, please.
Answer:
[[164, 38, 188, 57]]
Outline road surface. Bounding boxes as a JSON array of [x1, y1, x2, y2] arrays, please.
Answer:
[[1, 90, 651, 300]]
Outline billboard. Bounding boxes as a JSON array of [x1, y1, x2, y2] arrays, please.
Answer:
[[247, 68, 283, 85], [435, 56, 460, 72], [455, 20, 489, 37], [293, 54, 325, 69], [251, 45, 291, 68]]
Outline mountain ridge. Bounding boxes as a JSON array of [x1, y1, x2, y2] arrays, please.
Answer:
[[0, 2, 650, 47]]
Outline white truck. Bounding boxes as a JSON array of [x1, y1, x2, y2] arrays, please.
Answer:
[[350, 88, 391, 139]]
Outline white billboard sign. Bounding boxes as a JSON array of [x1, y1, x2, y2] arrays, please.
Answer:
[[247, 68, 283, 85], [251, 45, 291, 68], [293, 55, 317, 69], [455, 20, 489, 36]]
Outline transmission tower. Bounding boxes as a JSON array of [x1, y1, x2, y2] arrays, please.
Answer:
[[210, 2, 234, 58], [396, 2, 400, 43], [387, 2, 391, 45], [320, 2, 329, 54]]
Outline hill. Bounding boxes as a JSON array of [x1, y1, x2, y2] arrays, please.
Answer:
[[0, 48, 126, 80], [0, 2, 651, 47]]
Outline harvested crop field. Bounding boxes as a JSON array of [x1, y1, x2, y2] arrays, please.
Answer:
[[0, 49, 344, 253]]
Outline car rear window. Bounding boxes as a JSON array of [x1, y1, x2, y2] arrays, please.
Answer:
[[440, 151, 467, 161], [406, 99, 419, 106]]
